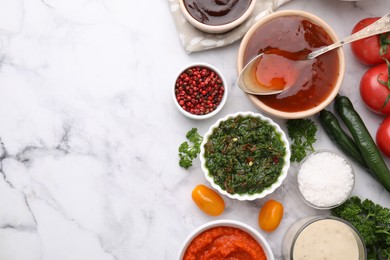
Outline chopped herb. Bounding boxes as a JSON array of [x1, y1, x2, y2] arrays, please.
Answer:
[[204, 116, 286, 195], [287, 118, 318, 162], [178, 128, 203, 169]]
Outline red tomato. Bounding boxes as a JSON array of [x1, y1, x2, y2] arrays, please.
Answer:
[[360, 62, 390, 115], [376, 116, 390, 158], [258, 200, 284, 232], [191, 185, 225, 216], [350, 18, 390, 65]]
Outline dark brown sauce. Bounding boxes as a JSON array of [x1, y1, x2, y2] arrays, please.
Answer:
[[243, 16, 340, 112], [184, 0, 252, 26]]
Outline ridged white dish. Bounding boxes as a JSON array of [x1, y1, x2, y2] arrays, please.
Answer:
[[199, 111, 291, 201]]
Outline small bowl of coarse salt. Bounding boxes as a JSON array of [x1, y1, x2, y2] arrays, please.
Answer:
[[296, 150, 355, 209]]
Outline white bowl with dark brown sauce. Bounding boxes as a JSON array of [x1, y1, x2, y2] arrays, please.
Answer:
[[179, 0, 256, 34]]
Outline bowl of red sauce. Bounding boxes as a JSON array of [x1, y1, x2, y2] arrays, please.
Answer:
[[179, 219, 274, 260], [237, 10, 346, 119], [173, 62, 228, 120], [179, 0, 256, 34]]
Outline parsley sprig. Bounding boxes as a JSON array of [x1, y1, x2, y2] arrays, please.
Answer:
[[332, 196, 390, 260], [178, 128, 203, 169], [286, 119, 318, 162]]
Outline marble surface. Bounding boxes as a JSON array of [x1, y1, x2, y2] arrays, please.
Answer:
[[0, 0, 389, 259]]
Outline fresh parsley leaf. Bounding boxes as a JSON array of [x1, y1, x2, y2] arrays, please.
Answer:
[[332, 196, 390, 259], [287, 119, 318, 162], [178, 128, 203, 169]]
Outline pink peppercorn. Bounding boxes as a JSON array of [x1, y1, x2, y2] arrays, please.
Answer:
[[175, 66, 225, 116]]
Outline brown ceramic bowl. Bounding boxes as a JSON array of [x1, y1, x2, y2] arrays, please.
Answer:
[[237, 10, 345, 119], [179, 0, 256, 34]]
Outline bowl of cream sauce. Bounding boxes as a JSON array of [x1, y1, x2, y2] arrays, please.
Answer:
[[282, 216, 366, 260]]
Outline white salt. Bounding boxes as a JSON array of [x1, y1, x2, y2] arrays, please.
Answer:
[[297, 151, 354, 208]]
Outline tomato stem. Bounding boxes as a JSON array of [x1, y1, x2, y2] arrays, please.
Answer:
[[379, 32, 390, 56], [377, 58, 390, 111]]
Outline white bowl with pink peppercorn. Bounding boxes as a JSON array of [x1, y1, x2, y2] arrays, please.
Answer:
[[173, 62, 228, 120]]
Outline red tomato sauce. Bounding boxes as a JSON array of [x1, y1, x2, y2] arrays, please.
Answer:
[[243, 16, 340, 112], [183, 226, 267, 260]]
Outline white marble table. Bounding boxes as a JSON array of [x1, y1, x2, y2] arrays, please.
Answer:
[[0, 0, 389, 259]]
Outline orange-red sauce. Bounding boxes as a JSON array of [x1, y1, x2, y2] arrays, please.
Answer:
[[183, 226, 267, 260], [243, 16, 340, 112]]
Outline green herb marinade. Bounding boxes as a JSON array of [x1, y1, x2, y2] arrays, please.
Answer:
[[204, 116, 286, 195]]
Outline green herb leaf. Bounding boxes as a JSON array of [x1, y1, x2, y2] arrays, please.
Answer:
[[332, 196, 390, 259], [178, 128, 203, 169], [287, 119, 317, 162], [203, 116, 286, 195]]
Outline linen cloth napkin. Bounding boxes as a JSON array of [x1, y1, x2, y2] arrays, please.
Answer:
[[168, 0, 290, 53]]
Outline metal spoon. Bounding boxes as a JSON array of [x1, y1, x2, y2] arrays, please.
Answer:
[[238, 13, 390, 95]]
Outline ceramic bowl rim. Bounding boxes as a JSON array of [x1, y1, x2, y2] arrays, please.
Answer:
[[178, 219, 275, 260], [172, 62, 228, 120], [178, 0, 256, 34], [199, 111, 291, 201], [237, 10, 346, 119]]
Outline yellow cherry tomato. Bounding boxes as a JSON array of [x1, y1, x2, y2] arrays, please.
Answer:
[[258, 199, 284, 232], [192, 185, 225, 216]]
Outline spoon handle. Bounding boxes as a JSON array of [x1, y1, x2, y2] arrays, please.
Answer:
[[308, 13, 390, 60]]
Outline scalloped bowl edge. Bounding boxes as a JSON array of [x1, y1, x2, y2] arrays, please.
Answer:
[[199, 111, 291, 201]]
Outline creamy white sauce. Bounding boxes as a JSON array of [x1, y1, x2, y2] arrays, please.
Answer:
[[293, 219, 359, 260]]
